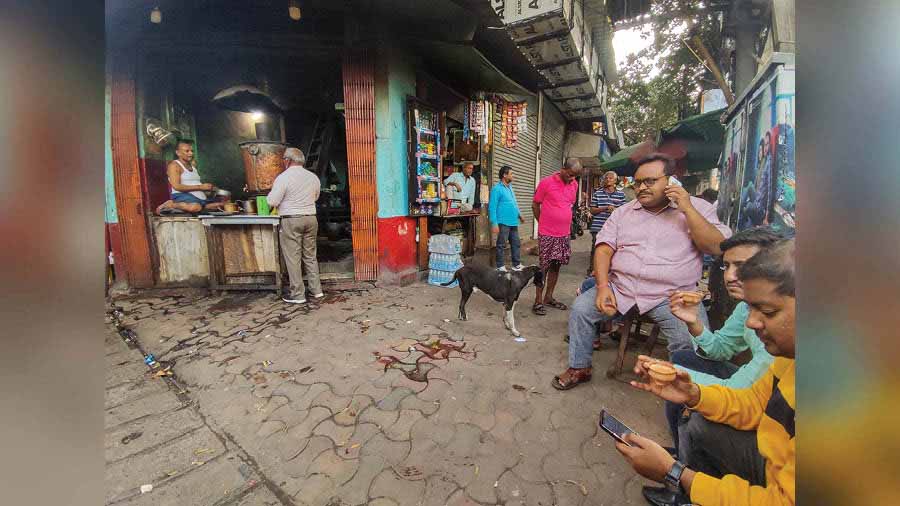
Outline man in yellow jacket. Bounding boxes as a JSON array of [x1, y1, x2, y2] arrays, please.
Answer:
[[616, 238, 795, 506]]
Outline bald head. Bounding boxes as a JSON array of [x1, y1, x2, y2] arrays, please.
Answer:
[[283, 147, 306, 166], [560, 157, 583, 183]]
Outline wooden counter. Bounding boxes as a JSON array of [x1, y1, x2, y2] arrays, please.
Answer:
[[199, 215, 282, 292]]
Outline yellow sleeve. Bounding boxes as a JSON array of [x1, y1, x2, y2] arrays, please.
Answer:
[[692, 364, 773, 430], [691, 456, 795, 506]]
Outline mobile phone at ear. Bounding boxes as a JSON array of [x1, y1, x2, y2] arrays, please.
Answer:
[[666, 176, 683, 204], [600, 409, 636, 446]]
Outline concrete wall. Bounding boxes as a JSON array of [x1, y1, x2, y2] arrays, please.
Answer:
[[374, 37, 421, 285], [374, 39, 417, 218]]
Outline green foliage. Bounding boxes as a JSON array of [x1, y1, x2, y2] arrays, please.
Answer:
[[609, 0, 725, 145]]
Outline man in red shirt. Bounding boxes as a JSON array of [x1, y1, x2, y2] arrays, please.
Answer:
[[531, 157, 583, 315]]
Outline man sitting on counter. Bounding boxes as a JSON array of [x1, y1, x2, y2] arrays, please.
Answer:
[[444, 162, 476, 212], [156, 139, 224, 214]]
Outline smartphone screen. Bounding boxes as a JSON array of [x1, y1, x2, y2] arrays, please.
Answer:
[[600, 410, 635, 446]]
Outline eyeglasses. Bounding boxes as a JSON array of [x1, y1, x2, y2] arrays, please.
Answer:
[[633, 176, 666, 189], [719, 261, 746, 271]]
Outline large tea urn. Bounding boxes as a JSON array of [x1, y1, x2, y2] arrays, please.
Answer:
[[239, 141, 288, 194]]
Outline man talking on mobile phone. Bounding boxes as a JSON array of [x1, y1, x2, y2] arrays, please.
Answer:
[[615, 239, 795, 506]]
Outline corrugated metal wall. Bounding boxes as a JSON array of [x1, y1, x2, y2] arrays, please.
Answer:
[[111, 56, 155, 288], [492, 94, 539, 239], [342, 49, 379, 281], [541, 97, 566, 180]]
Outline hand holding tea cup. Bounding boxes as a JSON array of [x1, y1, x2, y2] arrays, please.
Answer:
[[631, 355, 700, 406], [669, 290, 704, 324]]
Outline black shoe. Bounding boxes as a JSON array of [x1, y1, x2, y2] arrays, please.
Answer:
[[642, 486, 691, 506]]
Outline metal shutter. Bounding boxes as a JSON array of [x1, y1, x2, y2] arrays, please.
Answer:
[[492, 94, 539, 239], [541, 96, 566, 180]]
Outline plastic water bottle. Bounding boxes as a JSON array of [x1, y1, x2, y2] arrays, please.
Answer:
[[144, 354, 160, 369]]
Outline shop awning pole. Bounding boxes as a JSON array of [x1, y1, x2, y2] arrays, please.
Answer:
[[533, 92, 544, 238]]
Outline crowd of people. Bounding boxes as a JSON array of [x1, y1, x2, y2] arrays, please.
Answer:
[[488, 153, 795, 506]]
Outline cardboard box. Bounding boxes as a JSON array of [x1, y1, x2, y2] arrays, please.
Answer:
[[501, 0, 584, 43], [539, 57, 592, 85], [544, 81, 595, 100], [552, 87, 603, 111], [518, 22, 585, 66], [563, 106, 605, 120]]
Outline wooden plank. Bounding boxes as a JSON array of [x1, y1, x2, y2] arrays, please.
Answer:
[[417, 217, 429, 270]]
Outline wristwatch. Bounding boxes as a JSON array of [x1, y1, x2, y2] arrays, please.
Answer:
[[665, 460, 686, 489]]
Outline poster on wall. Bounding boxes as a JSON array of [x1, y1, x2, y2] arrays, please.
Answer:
[[735, 66, 795, 233], [717, 109, 743, 227]]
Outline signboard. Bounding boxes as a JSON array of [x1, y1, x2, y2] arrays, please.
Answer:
[[700, 89, 728, 113]]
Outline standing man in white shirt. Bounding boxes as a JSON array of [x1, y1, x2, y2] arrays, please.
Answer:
[[444, 162, 477, 211], [267, 147, 322, 304]]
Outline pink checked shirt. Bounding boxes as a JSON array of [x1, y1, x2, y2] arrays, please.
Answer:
[[595, 196, 732, 314], [534, 172, 579, 237]]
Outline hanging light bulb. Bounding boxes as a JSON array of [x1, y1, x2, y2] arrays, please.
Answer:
[[250, 111, 265, 121], [150, 6, 162, 24], [288, 0, 302, 21]]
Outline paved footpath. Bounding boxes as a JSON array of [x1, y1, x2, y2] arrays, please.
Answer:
[[105, 322, 287, 504], [107, 235, 670, 505]]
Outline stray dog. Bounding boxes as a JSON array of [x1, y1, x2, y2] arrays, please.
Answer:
[[442, 265, 544, 337]]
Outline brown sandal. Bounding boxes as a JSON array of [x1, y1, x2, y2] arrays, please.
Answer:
[[551, 368, 593, 390], [532, 303, 547, 316], [545, 299, 568, 310]]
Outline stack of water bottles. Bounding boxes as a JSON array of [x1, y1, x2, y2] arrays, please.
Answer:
[[427, 234, 463, 287]]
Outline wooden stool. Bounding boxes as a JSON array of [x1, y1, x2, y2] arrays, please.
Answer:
[[606, 309, 662, 379]]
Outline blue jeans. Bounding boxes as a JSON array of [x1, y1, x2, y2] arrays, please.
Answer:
[[567, 286, 709, 369], [172, 192, 208, 206], [496, 224, 521, 267], [666, 350, 739, 450]]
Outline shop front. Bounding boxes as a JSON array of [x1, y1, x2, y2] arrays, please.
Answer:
[[106, 3, 378, 289], [105, 2, 577, 289]]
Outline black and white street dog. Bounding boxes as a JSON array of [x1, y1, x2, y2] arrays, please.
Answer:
[[441, 265, 544, 337]]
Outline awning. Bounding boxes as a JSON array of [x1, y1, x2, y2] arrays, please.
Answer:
[[657, 108, 726, 173], [659, 108, 726, 143], [407, 39, 533, 96], [597, 140, 655, 175]]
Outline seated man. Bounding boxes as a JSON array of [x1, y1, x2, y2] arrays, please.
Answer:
[[552, 153, 731, 390], [156, 140, 223, 214], [664, 227, 782, 450], [444, 162, 476, 212], [617, 239, 795, 506]]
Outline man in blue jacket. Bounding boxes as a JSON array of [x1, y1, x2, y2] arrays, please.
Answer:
[[664, 226, 783, 450], [489, 165, 525, 272]]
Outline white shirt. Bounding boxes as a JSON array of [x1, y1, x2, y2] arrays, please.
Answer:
[[267, 165, 320, 216], [444, 172, 476, 205]]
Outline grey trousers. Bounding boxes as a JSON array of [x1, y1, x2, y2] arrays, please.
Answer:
[[567, 286, 708, 368], [677, 413, 767, 487], [280, 216, 321, 299]]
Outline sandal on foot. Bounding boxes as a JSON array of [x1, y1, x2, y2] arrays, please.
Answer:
[[551, 368, 592, 390], [532, 303, 547, 316], [545, 299, 568, 310]]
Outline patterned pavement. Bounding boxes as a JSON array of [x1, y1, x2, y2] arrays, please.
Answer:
[[106, 238, 670, 505]]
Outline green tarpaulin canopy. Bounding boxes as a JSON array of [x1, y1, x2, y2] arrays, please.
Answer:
[[597, 140, 654, 173]]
